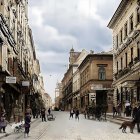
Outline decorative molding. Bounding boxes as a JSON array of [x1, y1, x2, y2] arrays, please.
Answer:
[[0, 14, 17, 54]]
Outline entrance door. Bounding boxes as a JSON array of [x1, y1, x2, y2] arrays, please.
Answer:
[[96, 90, 107, 105]]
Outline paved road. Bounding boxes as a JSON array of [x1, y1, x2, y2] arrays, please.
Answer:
[[2, 111, 140, 140]]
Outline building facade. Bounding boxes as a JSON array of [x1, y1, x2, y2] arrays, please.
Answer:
[[62, 49, 113, 112], [108, 0, 140, 110], [0, 0, 45, 120], [78, 53, 113, 112]]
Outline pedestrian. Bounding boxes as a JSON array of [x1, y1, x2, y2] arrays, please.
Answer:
[[75, 109, 79, 121], [134, 104, 140, 133], [69, 108, 74, 119], [117, 102, 121, 116], [24, 113, 31, 137], [125, 101, 130, 117], [84, 107, 88, 119], [0, 115, 9, 133], [48, 108, 51, 115], [112, 105, 117, 118], [41, 108, 46, 122], [132, 105, 138, 119]]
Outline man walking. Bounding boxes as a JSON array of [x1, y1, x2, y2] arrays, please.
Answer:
[[135, 104, 140, 133], [69, 108, 74, 119], [41, 108, 46, 122], [75, 109, 79, 121]]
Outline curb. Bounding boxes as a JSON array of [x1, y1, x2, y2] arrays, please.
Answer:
[[0, 118, 38, 139]]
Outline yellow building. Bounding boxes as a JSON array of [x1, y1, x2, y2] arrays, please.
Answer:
[[108, 0, 140, 109]]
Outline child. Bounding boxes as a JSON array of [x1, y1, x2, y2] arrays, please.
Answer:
[[24, 113, 31, 137], [0, 115, 8, 133]]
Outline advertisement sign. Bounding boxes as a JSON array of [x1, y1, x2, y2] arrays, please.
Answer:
[[22, 81, 30, 86], [6, 76, 16, 83], [91, 84, 103, 90]]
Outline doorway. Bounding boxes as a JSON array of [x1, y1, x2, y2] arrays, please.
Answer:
[[96, 90, 107, 105]]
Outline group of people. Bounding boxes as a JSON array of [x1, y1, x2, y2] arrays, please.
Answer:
[[0, 105, 51, 137], [113, 101, 139, 118], [69, 108, 80, 120]]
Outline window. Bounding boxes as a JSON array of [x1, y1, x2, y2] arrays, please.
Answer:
[[125, 53, 127, 67], [137, 8, 140, 23], [121, 57, 123, 70], [120, 29, 123, 43], [98, 67, 106, 80], [137, 42, 140, 60], [116, 35, 118, 48], [117, 61, 118, 73], [130, 15, 134, 32], [131, 47, 133, 62], [124, 23, 128, 37]]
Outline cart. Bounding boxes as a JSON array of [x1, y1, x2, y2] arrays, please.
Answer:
[[47, 114, 55, 121]]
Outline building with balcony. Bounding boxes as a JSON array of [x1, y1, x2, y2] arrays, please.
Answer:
[[108, 0, 140, 109]]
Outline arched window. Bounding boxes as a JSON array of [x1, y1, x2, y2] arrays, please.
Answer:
[[98, 67, 106, 80]]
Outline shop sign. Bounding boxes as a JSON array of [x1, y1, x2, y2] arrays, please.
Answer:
[[6, 76, 16, 83], [22, 81, 30, 86], [91, 84, 103, 90]]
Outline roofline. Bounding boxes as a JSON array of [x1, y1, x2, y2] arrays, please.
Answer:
[[78, 53, 113, 69], [107, 0, 129, 29]]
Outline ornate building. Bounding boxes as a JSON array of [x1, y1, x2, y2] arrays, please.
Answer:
[[108, 0, 140, 109], [0, 0, 45, 120]]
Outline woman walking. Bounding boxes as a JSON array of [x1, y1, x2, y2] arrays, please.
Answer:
[[24, 113, 31, 138]]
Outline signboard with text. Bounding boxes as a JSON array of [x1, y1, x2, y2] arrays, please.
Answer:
[[22, 81, 30, 86], [6, 76, 16, 83]]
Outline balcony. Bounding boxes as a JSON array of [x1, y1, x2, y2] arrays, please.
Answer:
[[128, 61, 133, 68], [134, 57, 140, 64], [114, 67, 130, 80]]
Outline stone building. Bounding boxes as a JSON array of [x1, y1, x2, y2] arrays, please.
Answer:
[[78, 52, 113, 112], [62, 49, 88, 110], [108, 0, 140, 110], [0, 0, 45, 120]]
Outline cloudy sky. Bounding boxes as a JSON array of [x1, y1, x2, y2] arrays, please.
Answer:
[[28, 0, 121, 102]]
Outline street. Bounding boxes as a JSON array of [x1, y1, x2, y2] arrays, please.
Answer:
[[1, 111, 140, 140]]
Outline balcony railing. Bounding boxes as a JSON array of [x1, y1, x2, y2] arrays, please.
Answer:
[[114, 67, 130, 80]]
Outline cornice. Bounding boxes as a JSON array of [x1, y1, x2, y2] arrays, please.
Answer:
[[0, 14, 17, 53], [107, 0, 129, 29]]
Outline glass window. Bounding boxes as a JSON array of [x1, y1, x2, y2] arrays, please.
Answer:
[[130, 15, 133, 32], [124, 23, 128, 37], [98, 67, 106, 80], [116, 35, 118, 48], [137, 8, 140, 23], [120, 29, 123, 43], [137, 42, 140, 59]]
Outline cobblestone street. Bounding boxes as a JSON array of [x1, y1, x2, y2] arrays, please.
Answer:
[[1, 111, 140, 140]]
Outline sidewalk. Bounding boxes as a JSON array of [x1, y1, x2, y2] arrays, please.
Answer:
[[107, 113, 133, 125], [0, 118, 38, 139]]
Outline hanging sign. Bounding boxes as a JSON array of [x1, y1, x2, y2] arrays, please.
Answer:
[[6, 76, 16, 83]]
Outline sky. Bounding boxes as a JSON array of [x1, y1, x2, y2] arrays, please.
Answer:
[[28, 0, 121, 102]]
